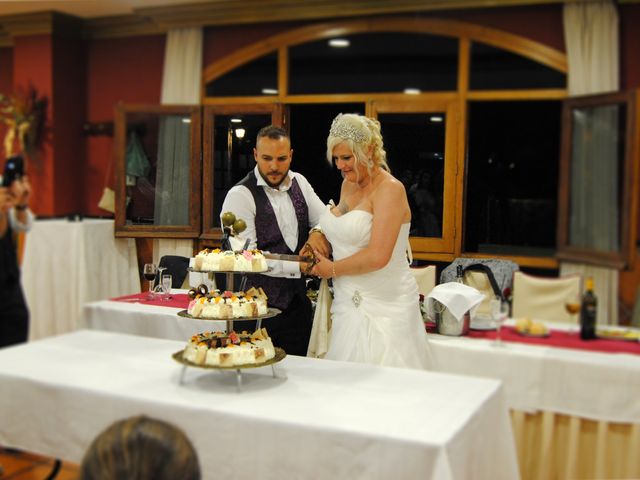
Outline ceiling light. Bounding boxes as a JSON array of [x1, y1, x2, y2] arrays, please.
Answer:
[[235, 128, 246, 139], [181, 118, 191, 123], [329, 38, 350, 48], [429, 115, 444, 123], [403, 88, 421, 95], [230, 118, 242, 123], [261, 88, 278, 95]]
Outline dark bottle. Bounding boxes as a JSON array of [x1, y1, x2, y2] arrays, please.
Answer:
[[580, 277, 597, 340], [456, 265, 464, 284]]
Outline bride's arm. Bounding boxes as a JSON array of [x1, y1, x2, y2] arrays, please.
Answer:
[[312, 179, 408, 278]]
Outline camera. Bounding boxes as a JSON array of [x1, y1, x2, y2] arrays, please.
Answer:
[[1, 155, 24, 187]]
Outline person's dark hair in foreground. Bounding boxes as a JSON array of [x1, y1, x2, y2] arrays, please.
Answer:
[[80, 415, 200, 480]]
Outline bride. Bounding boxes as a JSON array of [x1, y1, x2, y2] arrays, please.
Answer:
[[310, 113, 432, 369]]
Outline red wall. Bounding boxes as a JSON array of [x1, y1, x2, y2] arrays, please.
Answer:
[[438, 4, 565, 52], [52, 33, 87, 215], [620, 4, 640, 89], [0, 47, 12, 93], [84, 35, 165, 216], [0, 47, 12, 155], [12, 35, 55, 215]]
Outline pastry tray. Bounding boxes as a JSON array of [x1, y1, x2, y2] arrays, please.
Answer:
[[187, 267, 270, 274], [172, 347, 286, 370], [177, 307, 281, 321]]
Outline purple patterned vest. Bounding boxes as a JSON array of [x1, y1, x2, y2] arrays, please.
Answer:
[[238, 171, 309, 310]]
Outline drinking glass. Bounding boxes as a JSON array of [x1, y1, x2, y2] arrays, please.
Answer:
[[161, 274, 173, 300], [564, 292, 581, 333], [491, 298, 510, 347], [143, 263, 157, 300]]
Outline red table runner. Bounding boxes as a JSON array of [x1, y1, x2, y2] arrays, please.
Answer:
[[426, 323, 640, 355], [111, 292, 190, 309]]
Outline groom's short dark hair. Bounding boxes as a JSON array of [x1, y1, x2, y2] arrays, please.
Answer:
[[257, 125, 289, 143]]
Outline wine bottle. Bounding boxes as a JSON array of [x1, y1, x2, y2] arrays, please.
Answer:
[[580, 277, 597, 340], [456, 265, 464, 284]]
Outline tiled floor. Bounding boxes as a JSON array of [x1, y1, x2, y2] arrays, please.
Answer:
[[0, 448, 79, 479]]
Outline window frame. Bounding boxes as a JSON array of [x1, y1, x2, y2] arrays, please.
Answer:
[[556, 90, 640, 269], [114, 103, 202, 238], [200, 104, 284, 241]]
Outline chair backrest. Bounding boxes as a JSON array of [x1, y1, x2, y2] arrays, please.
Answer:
[[411, 265, 437, 296], [512, 271, 582, 323], [440, 258, 519, 317], [463, 270, 496, 317], [158, 255, 190, 288], [440, 258, 519, 295]]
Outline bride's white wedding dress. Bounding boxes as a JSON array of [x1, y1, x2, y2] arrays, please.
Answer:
[[320, 207, 432, 369]]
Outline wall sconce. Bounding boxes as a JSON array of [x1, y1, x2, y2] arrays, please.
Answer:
[[235, 128, 246, 139]]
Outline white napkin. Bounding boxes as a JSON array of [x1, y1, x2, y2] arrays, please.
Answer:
[[307, 278, 332, 358], [426, 282, 485, 322]]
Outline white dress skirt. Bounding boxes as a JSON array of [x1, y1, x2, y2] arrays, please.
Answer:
[[319, 207, 432, 369]]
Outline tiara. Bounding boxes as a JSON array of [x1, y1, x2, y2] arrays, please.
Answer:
[[329, 115, 368, 144]]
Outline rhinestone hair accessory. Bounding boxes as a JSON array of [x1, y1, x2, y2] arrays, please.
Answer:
[[329, 114, 368, 144]]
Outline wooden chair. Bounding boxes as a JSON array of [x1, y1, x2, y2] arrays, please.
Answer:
[[512, 271, 582, 323]]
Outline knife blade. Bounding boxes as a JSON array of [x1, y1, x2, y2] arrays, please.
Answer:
[[263, 253, 314, 262]]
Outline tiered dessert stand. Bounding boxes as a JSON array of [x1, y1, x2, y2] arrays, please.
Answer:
[[173, 267, 286, 391]]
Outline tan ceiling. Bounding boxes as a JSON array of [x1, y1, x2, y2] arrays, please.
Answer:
[[0, 0, 212, 19]]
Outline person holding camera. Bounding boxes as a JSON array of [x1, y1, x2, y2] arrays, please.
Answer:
[[1, 155, 33, 348]]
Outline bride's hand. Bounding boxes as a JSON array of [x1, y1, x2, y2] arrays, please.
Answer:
[[311, 249, 333, 279]]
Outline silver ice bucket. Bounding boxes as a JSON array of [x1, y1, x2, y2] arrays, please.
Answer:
[[433, 300, 470, 336]]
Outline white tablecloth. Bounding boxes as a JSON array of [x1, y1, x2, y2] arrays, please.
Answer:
[[80, 300, 640, 426], [429, 321, 640, 425], [0, 330, 519, 480], [82, 295, 226, 339], [21, 219, 139, 340]]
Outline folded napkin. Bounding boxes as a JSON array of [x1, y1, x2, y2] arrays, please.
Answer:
[[307, 278, 332, 358], [426, 282, 485, 322]]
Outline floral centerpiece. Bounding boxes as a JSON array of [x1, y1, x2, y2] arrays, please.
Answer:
[[0, 85, 47, 159]]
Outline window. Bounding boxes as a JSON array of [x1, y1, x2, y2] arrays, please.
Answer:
[[470, 42, 565, 90], [205, 52, 278, 97], [289, 33, 458, 94], [201, 105, 281, 239], [557, 91, 639, 269], [465, 101, 561, 257], [114, 104, 201, 237]]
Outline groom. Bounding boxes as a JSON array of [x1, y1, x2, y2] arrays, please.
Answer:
[[220, 125, 330, 356]]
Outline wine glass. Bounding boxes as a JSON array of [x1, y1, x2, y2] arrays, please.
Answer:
[[161, 274, 173, 301], [142, 263, 157, 300], [564, 292, 581, 333], [491, 297, 510, 347]]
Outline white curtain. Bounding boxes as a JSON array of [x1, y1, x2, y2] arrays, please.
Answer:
[[562, 0, 619, 324], [155, 27, 203, 257]]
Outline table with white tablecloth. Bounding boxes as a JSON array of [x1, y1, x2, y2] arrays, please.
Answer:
[[0, 330, 519, 480], [81, 292, 220, 340], [21, 219, 139, 340], [80, 299, 640, 480]]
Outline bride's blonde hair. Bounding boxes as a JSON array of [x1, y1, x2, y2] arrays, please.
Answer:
[[326, 113, 390, 181]]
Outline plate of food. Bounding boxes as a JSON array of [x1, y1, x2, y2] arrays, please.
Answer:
[[173, 347, 286, 370], [514, 318, 550, 338], [177, 307, 281, 321], [172, 328, 286, 370], [597, 328, 640, 342]]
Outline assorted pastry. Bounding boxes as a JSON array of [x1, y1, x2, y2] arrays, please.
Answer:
[[187, 286, 269, 319], [193, 248, 268, 272], [183, 328, 276, 367]]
